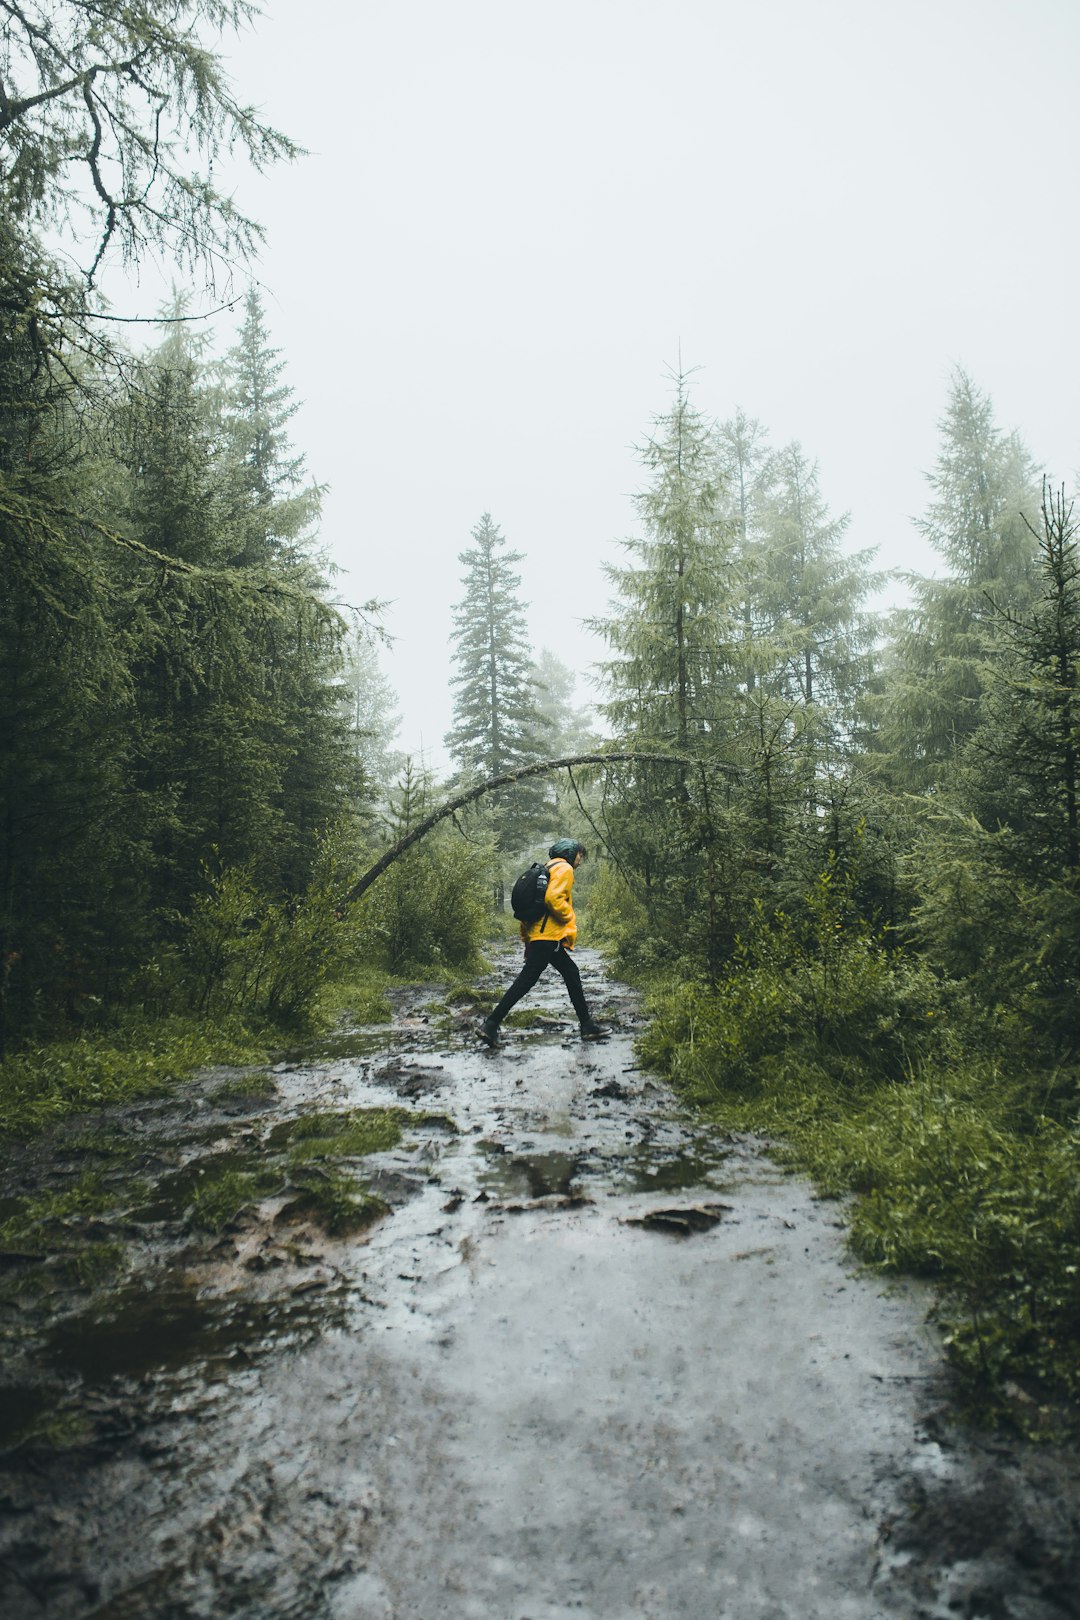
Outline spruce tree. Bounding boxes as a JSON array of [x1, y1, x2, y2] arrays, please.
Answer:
[[754, 442, 879, 722], [445, 514, 548, 866], [589, 373, 747, 966], [716, 408, 775, 692], [339, 630, 405, 807], [876, 371, 1041, 791], [912, 486, 1080, 1049], [591, 373, 740, 750], [216, 288, 321, 569]]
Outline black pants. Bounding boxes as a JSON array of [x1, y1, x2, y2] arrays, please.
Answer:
[[490, 940, 591, 1026]]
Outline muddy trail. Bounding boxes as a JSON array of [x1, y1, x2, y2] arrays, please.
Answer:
[[1, 949, 1078, 1620]]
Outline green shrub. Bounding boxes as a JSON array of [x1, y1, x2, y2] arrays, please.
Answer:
[[579, 861, 660, 972], [641, 865, 941, 1100], [782, 1063, 1080, 1414], [356, 825, 491, 972], [644, 883, 1080, 1420], [182, 824, 367, 1027]]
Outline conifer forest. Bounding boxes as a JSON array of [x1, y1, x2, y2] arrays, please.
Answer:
[[3, 3, 1080, 1616]]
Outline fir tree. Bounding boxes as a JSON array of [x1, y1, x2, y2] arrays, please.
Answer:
[[445, 514, 548, 865], [876, 371, 1040, 791], [912, 486, 1080, 1049], [755, 442, 879, 722], [339, 631, 405, 806], [716, 408, 774, 691], [216, 288, 322, 569], [591, 372, 740, 750], [589, 373, 746, 966]]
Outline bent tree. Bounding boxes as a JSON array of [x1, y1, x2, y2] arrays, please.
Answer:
[[341, 751, 718, 908]]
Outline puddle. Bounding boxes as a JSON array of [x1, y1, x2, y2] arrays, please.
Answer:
[[478, 1138, 731, 1202], [372, 1058, 448, 1099], [618, 1140, 731, 1194], [4, 946, 1077, 1620], [479, 1147, 590, 1200]]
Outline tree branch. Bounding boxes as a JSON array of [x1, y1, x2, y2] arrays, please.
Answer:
[[341, 750, 738, 906]]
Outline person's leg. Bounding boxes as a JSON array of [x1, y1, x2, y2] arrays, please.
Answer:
[[550, 946, 608, 1030], [549, 944, 591, 1024], [550, 946, 607, 1037], [485, 941, 557, 1031]]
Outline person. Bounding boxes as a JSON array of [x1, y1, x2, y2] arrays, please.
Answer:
[[479, 839, 607, 1045]]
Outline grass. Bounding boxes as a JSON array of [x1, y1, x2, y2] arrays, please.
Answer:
[[208, 1070, 278, 1105], [282, 1168, 390, 1236], [0, 960, 416, 1142], [57, 1240, 128, 1287], [0, 1171, 117, 1250], [283, 1107, 407, 1163], [315, 965, 397, 1026], [0, 1015, 271, 1140], [504, 1007, 563, 1028], [190, 1166, 280, 1232]]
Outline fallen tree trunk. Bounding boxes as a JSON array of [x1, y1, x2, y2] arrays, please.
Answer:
[[341, 750, 692, 906]]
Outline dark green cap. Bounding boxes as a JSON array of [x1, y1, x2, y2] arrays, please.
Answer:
[[548, 839, 584, 862]]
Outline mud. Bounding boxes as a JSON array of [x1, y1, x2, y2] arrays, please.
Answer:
[[1, 948, 1078, 1619]]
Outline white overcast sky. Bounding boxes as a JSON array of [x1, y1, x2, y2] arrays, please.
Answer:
[[120, 0, 1080, 767]]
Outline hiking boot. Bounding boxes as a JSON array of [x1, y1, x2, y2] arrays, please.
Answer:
[[579, 1018, 608, 1041], [478, 1016, 501, 1047]]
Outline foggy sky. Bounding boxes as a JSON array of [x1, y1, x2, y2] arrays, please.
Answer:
[[122, 0, 1080, 767]]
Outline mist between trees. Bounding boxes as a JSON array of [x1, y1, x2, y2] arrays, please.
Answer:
[[4, 0, 1080, 1426]]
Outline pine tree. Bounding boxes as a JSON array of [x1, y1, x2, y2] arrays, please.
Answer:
[[716, 408, 775, 691], [530, 649, 597, 756], [876, 371, 1041, 791], [591, 372, 740, 750], [445, 514, 548, 867], [339, 630, 405, 805], [216, 287, 322, 569], [754, 442, 879, 722], [0, 229, 140, 1043], [912, 486, 1080, 1049], [588, 373, 747, 966]]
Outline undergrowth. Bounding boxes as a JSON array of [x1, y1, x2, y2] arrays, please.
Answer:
[[0, 962, 409, 1141], [633, 868, 1080, 1433], [0, 1016, 270, 1140]]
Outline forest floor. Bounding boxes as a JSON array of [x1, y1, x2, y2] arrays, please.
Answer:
[[1, 947, 1078, 1620]]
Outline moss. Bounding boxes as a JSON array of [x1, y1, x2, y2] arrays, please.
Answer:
[[14, 1407, 94, 1452], [280, 1170, 389, 1237], [282, 1107, 406, 1163], [0, 1171, 115, 1250], [57, 1240, 128, 1287], [190, 1166, 279, 1232], [504, 1008, 562, 1028], [442, 985, 487, 1009]]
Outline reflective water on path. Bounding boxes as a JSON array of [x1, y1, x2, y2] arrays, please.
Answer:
[[1, 949, 1076, 1618]]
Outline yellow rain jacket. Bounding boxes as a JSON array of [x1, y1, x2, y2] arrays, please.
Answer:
[[521, 857, 577, 947]]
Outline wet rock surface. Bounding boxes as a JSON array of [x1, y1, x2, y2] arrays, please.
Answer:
[[1, 948, 1078, 1618]]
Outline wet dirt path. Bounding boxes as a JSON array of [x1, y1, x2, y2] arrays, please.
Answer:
[[2, 949, 1078, 1619]]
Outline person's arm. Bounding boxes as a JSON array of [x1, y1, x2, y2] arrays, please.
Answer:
[[544, 862, 575, 927]]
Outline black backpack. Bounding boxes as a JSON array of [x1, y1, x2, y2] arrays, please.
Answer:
[[510, 861, 550, 923]]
